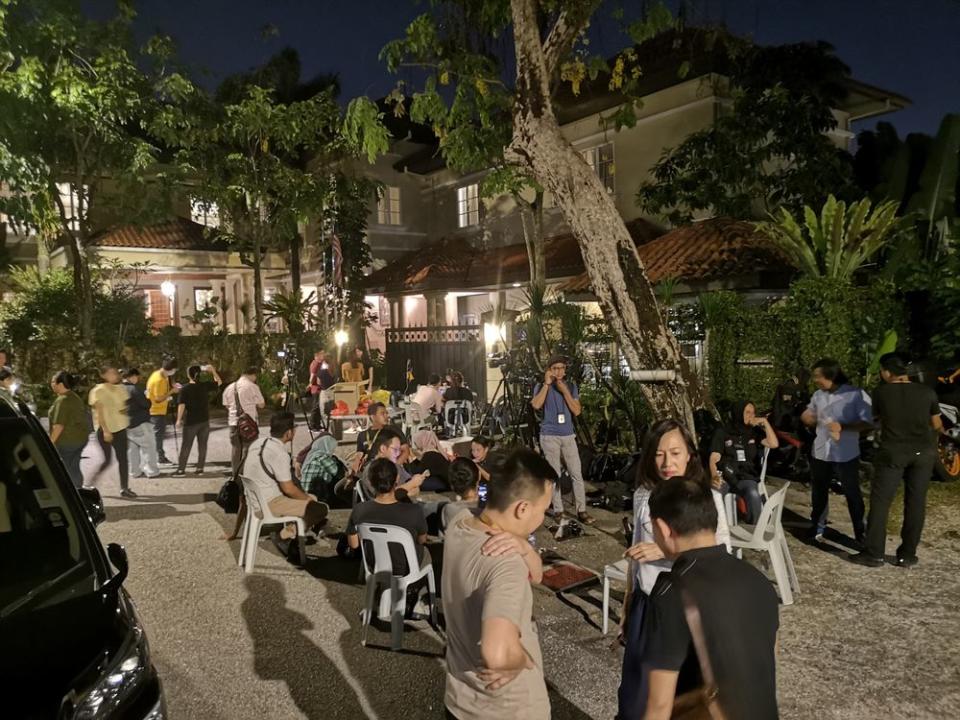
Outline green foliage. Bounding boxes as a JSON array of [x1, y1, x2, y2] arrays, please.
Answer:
[[637, 40, 857, 222], [759, 194, 903, 279], [264, 287, 316, 335]]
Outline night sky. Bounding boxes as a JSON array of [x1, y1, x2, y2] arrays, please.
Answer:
[[123, 0, 958, 139]]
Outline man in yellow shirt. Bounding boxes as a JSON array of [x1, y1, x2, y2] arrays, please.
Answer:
[[147, 357, 179, 464]]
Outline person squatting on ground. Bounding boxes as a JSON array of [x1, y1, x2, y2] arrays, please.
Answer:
[[244, 412, 329, 563], [48, 370, 89, 488], [89, 364, 133, 498], [146, 357, 179, 465], [640, 478, 780, 720], [223, 366, 266, 477], [801, 358, 873, 543], [618, 419, 730, 719], [709, 400, 779, 524], [122, 368, 160, 480], [442, 448, 556, 720], [852, 353, 944, 568], [174, 363, 223, 476], [530, 354, 593, 525]]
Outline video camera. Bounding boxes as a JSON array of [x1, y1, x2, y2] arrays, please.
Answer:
[[276, 342, 299, 371]]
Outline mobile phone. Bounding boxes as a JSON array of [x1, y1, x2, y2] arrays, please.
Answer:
[[477, 481, 488, 508], [422, 469, 431, 478]]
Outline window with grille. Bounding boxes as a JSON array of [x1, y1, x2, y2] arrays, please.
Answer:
[[377, 185, 401, 225], [457, 183, 480, 228], [56, 183, 87, 232], [580, 143, 615, 195], [190, 198, 220, 228]]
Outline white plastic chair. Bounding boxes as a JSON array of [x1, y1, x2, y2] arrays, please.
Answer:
[[238, 475, 306, 573], [357, 523, 437, 651], [758, 446, 770, 498], [403, 401, 429, 437], [729, 482, 799, 605], [602, 559, 628, 635], [443, 400, 473, 438], [724, 446, 773, 528]]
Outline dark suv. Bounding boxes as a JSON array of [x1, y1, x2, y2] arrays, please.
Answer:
[[0, 397, 166, 719]]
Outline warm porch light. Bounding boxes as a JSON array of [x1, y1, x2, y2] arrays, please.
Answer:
[[160, 280, 176, 299], [483, 322, 505, 348], [334, 329, 349, 347]]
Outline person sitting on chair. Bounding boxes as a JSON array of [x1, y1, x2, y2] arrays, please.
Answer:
[[441, 458, 482, 528], [406, 428, 450, 491], [443, 371, 474, 403], [299, 433, 348, 505], [244, 412, 329, 562], [412, 373, 444, 414], [352, 402, 393, 475], [346, 457, 429, 573], [708, 400, 778, 524]]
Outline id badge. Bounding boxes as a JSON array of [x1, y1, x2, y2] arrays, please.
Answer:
[[557, 413, 566, 425], [736, 449, 747, 463]]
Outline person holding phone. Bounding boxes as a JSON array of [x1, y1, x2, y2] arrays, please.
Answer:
[[174, 363, 223, 476], [530, 355, 593, 525]]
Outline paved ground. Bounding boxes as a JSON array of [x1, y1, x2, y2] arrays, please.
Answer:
[[85, 418, 960, 719]]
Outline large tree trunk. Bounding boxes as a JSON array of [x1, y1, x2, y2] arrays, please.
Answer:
[[508, 0, 705, 427], [518, 189, 546, 294], [67, 233, 94, 343], [290, 230, 301, 300]]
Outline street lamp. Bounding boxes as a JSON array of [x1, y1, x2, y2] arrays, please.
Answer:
[[334, 328, 349, 368], [160, 280, 176, 326]]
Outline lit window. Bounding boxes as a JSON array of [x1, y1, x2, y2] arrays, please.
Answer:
[[457, 183, 480, 228], [377, 185, 401, 225], [190, 198, 220, 228], [56, 182, 87, 232], [580, 143, 615, 195], [194, 288, 215, 311]]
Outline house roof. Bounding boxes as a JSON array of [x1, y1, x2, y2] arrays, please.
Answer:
[[90, 217, 230, 252], [558, 217, 789, 293], [361, 217, 664, 294]]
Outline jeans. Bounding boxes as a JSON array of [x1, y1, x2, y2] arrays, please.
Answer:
[[57, 441, 87, 488], [151, 415, 169, 461], [540, 433, 587, 514], [230, 425, 254, 477], [727, 473, 764, 524], [810, 456, 865, 538], [127, 422, 159, 477], [178, 422, 210, 472], [94, 427, 129, 490], [864, 448, 936, 560]]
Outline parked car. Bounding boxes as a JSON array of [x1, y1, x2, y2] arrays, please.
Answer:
[[0, 396, 166, 719]]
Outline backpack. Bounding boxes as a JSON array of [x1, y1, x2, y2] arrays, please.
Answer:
[[233, 384, 259, 442]]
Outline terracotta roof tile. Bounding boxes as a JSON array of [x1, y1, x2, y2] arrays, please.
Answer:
[[90, 217, 229, 252], [363, 218, 663, 293], [558, 217, 787, 293]]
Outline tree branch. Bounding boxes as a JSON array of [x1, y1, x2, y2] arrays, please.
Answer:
[[542, 0, 602, 76]]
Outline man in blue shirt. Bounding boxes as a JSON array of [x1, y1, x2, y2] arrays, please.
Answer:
[[530, 355, 593, 525], [801, 358, 873, 543]]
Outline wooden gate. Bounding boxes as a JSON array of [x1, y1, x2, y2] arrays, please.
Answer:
[[385, 325, 487, 402]]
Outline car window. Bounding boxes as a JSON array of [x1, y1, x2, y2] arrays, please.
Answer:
[[0, 420, 96, 615]]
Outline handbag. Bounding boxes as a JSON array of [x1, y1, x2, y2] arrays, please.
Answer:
[[670, 578, 728, 720], [215, 478, 240, 514], [233, 384, 259, 442]]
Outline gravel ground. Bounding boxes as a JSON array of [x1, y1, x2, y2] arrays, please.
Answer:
[[86, 418, 960, 719]]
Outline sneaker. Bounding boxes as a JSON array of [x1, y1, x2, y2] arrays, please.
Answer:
[[158, 457, 174, 466], [171, 470, 187, 477], [849, 552, 884, 568], [895, 554, 919, 568], [812, 527, 826, 543], [120, 488, 138, 499]]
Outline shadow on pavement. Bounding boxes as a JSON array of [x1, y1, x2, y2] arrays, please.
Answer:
[[548, 681, 597, 719], [241, 575, 367, 719], [104, 504, 202, 522]]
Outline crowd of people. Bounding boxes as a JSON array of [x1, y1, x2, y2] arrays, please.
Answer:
[[0, 341, 948, 719]]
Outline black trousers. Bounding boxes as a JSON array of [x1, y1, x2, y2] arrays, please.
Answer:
[[95, 427, 129, 490], [151, 415, 169, 461], [810, 457, 864, 538], [178, 422, 210, 473], [864, 448, 936, 559]]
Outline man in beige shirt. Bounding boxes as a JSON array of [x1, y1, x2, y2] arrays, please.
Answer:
[[442, 448, 557, 720]]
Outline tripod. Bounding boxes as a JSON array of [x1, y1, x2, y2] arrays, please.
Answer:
[[282, 370, 322, 441], [479, 372, 535, 447]]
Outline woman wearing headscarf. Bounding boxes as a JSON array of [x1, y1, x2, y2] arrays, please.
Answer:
[[298, 433, 348, 505], [406, 428, 450, 491], [708, 399, 779, 523]]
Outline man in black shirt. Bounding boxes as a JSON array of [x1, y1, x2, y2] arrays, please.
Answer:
[[853, 353, 943, 568], [642, 478, 779, 720]]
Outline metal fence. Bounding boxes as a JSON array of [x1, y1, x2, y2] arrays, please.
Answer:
[[385, 325, 487, 402]]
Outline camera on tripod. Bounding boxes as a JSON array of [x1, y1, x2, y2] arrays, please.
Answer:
[[276, 342, 299, 372]]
